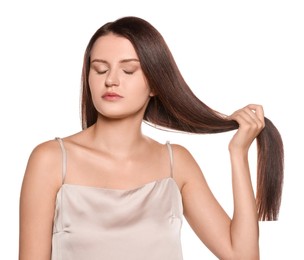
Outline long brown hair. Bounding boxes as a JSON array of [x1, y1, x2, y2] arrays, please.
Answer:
[[81, 16, 284, 221]]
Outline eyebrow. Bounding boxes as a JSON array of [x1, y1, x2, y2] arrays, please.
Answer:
[[91, 58, 140, 64]]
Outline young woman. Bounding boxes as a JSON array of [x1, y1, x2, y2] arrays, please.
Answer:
[[19, 16, 284, 260]]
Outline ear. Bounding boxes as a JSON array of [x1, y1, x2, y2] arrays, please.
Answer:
[[149, 91, 156, 97]]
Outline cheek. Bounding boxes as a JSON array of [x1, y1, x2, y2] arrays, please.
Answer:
[[132, 85, 151, 100], [88, 75, 103, 95], [133, 77, 151, 96], [88, 73, 97, 89]]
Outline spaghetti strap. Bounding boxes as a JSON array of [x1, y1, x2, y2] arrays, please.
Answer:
[[166, 141, 174, 178], [55, 137, 67, 184]]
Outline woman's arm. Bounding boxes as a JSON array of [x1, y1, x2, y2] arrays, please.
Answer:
[[19, 141, 62, 260], [177, 104, 264, 260]]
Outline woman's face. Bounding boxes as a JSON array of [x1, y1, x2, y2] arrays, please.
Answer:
[[89, 33, 153, 120]]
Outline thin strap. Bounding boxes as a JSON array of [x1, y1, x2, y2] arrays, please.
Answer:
[[55, 137, 67, 184], [166, 141, 174, 178]]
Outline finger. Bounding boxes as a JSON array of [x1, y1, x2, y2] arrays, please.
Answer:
[[243, 107, 258, 121], [247, 104, 265, 127], [230, 110, 255, 126], [230, 107, 264, 132]]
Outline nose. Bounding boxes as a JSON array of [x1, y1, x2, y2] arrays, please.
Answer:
[[105, 70, 120, 88]]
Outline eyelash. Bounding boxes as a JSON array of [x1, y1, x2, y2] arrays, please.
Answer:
[[96, 70, 107, 75], [123, 70, 134, 75], [95, 70, 134, 75]]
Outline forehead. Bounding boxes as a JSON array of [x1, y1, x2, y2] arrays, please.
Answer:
[[90, 34, 138, 60]]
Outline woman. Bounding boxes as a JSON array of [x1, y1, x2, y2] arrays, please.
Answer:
[[19, 16, 284, 260]]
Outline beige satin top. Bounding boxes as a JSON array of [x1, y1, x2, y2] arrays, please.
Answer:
[[51, 138, 183, 260]]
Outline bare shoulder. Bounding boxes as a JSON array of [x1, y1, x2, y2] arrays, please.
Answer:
[[30, 138, 61, 157], [170, 143, 205, 190], [170, 143, 200, 168], [27, 139, 62, 170], [22, 138, 63, 190], [170, 143, 194, 158]]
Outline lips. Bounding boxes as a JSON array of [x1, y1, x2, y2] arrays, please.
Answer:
[[102, 92, 123, 101]]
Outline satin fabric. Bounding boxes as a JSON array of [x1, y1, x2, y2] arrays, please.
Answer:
[[51, 138, 184, 260]]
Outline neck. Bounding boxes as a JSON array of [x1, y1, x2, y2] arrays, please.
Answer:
[[89, 115, 147, 156]]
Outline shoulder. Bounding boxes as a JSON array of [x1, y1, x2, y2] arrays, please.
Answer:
[[169, 143, 204, 189], [170, 143, 198, 165], [23, 138, 63, 189], [28, 138, 62, 166]]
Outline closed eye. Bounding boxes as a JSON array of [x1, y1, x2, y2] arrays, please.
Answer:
[[96, 70, 108, 75], [123, 70, 134, 75]]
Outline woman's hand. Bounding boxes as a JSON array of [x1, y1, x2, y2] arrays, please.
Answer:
[[228, 104, 265, 153]]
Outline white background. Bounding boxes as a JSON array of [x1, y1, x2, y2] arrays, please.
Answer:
[[1, 0, 303, 259]]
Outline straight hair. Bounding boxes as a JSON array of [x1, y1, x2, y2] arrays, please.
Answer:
[[81, 16, 284, 221]]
